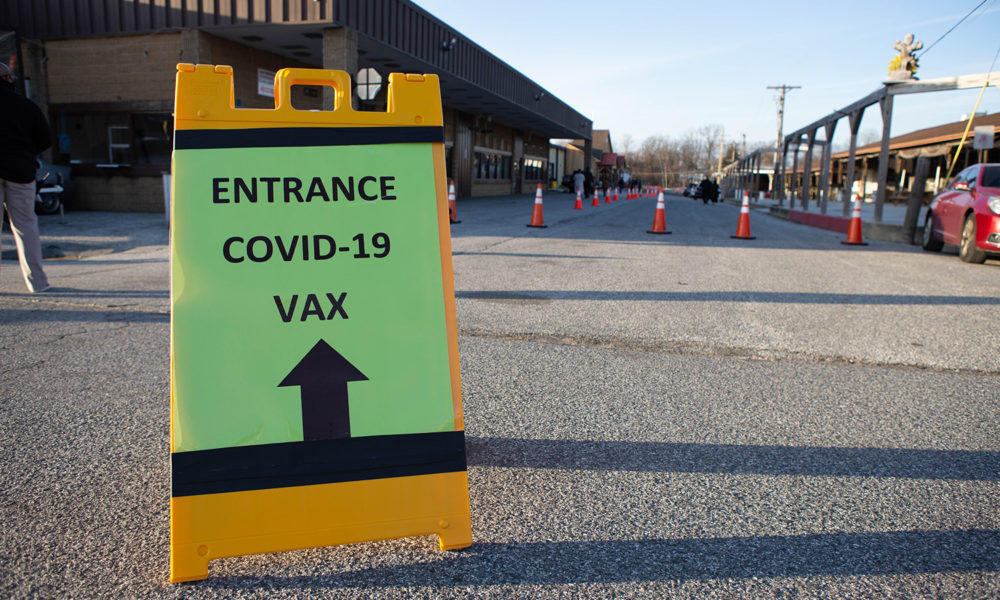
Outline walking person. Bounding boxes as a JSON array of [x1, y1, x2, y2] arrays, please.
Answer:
[[572, 169, 585, 197], [0, 62, 51, 293], [697, 176, 712, 205]]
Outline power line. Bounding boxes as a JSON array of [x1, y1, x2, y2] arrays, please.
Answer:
[[918, 0, 991, 58]]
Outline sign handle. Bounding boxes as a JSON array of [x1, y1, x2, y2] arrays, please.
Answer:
[[274, 68, 352, 113]]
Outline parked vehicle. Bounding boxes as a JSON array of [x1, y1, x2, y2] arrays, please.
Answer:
[[34, 159, 70, 215], [683, 183, 698, 197], [561, 173, 574, 193], [922, 163, 1000, 263]]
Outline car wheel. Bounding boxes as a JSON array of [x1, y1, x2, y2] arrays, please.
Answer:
[[921, 212, 942, 251], [958, 215, 987, 264]]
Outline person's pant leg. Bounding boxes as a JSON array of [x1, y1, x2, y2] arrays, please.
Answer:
[[1, 178, 49, 292]]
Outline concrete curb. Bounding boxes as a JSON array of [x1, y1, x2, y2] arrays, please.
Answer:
[[719, 197, 921, 245], [767, 206, 920, 244]]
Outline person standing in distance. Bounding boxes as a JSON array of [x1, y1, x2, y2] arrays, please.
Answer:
[[0, 62, 51, 293], [572, 169, 585, 197]]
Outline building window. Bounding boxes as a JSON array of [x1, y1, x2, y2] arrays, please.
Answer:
[[473, 149, 511, 180], [523, 157, 545, 181], [58, 112, 173, 166], [108, 126, 130, 164], [132, 113, 173, 164]]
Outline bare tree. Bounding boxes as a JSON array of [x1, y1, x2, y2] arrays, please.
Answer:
[[859, 128, 880, 146], [696, 124, 724, 172], [619, 134, 634, 156], [620, 124, 750, 186]]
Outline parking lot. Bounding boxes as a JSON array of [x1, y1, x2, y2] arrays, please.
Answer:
[[2, 191, 998, 598]]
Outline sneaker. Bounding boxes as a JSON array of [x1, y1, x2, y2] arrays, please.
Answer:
[[32, 285, 52, 293]]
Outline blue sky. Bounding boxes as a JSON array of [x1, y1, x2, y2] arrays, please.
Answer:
[[413, 0, 1000, 152]]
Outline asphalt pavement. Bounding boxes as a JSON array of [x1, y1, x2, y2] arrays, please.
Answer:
[[2, 190, 998, 598]]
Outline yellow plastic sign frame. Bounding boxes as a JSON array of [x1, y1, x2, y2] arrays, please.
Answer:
[[169, 64, 470, 582]]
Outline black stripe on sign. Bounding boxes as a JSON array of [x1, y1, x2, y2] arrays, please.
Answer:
[[174, 126, 444, 149], [171, 430, 466, 497]]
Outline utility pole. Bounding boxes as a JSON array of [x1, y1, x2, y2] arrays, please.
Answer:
[[768, 84, 800, 151], [717, 131, 724, 176], [767, 84, 800, 199]]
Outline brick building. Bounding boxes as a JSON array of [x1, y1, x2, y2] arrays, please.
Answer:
[[3, 0, 593, 211]]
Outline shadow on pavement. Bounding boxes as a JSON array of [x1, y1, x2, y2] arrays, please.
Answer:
[[453, 251, 629, 261], [190, 438, 999, 589], [465, 437, 1000, 481], [200, 529, 999, 589], [0, 306, 168, 324], [456, 290, 1000, 306]]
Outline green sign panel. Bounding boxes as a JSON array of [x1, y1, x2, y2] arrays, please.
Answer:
[[171, 142, 454, 453]]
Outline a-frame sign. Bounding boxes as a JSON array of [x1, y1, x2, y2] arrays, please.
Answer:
[[169, 64, 470, 582]]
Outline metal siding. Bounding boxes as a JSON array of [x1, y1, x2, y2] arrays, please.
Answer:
[[167, 0, 184, 27], [153, 0, 167, 29], [91, 0, 105, 32], [389, 0, 397, 47], [108, 0, 121, 34], [125, 0, 139, 32], [50, 0, 65, 36], [135, 0, 150, 31], [76, 0, 91, 34], [62, 0, 79, 35], [5, 0, 590, 139]]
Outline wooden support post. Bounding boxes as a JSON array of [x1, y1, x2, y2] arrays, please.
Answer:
[[860, 157, 869, 204], [802, 129, 816, 211], [753, 153, 758, 199], [843, 108, 864, 216], [902, 156, 930, 244], [777, 141, 789, 204], [819, 120, 837, 214], [875, 93, 893, 223], [791, 141, 800, 205]]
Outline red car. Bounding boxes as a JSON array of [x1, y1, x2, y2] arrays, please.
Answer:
[[922, 163, 1000, 263]]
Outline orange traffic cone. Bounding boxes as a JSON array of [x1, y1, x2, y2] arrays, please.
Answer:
[[604, 188, 611, 203], [613, 187, 619, 202], [448, 179, 460, 224], [842, 195, 868, 245], [731, 191, 755, 240], [592, 189, 600, 206], [647, 191, 671, 234], [573, 188, 583, 210], [527, 183, 547, 228]]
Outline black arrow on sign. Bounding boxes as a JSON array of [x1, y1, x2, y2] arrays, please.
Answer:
[[278, 339, 369, 441]]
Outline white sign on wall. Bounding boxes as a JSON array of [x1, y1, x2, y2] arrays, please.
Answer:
[[973, 125, 994, 150], [257, 68, 276, 98]]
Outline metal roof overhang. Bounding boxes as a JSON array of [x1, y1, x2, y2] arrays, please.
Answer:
[[4, 0, 592, 140], [206, 22, 590, 140]]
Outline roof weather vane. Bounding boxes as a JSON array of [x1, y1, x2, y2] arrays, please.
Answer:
[[887, 33, 922, 82]]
